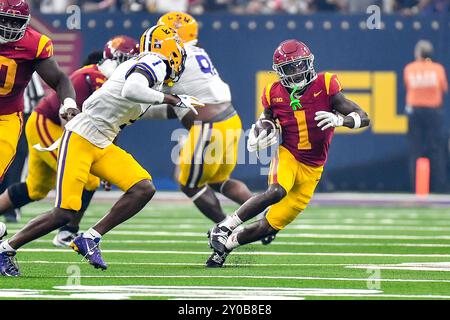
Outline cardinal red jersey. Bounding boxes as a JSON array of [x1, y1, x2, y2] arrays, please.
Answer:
[[262, 72, 342, 167], [35, 64, 107, 125], [0, 27, 53, 115]]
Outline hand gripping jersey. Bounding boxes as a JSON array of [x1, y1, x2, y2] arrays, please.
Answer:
[[0, 27, 53, 115], [262, 72, 342, 167], [165, 44, 231, 104], [35, 64, 107, 125], [65, 52, 167, 148]]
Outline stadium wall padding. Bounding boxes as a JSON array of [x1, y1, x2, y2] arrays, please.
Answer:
[[34, 13, 450, 192]]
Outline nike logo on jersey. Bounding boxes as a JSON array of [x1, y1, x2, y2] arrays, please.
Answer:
[[314, 90, 323, 98], [14, 47, 26, 51]]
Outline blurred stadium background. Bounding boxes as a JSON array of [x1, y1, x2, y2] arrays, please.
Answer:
[[2, 0, 450, 301], [26, 1, 450, 193]]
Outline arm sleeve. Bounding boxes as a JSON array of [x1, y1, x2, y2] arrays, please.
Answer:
[[261, 83, 273, 110], [125, 54, 167, 85], [328, 74, 343, 96], [36, 35, 54, 59], [122, 72, 165, 104]]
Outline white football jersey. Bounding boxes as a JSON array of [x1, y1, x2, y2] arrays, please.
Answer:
[[164, 44, 231, 104], [66, 52, 167, 148]]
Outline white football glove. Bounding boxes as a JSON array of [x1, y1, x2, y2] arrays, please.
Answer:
[[174, 95, 204, 116], [247, 124, 279, 153], [59, 98, 79, 121], [314, 111, 344, 131]]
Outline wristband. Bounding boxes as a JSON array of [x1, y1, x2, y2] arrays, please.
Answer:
[[348, 112, 361, 129]]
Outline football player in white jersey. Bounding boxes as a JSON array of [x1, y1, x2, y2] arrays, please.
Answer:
[[0, 25, 203, 276], [142, 12, 262, 229]]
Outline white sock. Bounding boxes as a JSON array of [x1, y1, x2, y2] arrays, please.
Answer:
[[83, 228, 102, 240], [225, 231, 241, 251], [0, 240, 16, 253], [219, 213, 243, 231]]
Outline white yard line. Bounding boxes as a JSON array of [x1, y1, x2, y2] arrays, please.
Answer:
[[6, 286, 450, 300], [31, 239, 450, 248], [40, 274, 450, 284], [11, 229, 450, 242], [28, 217, 450, 225], [12, 222, 450, 231], [12, 230, 450, 240], [19, 260, 356, 267], [18, 248, 450, 258]]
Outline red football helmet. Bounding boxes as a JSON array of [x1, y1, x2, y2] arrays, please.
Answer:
[[103, 35, 139, 64], [272, 39, 317, 90], [0, 0, 30, 43]]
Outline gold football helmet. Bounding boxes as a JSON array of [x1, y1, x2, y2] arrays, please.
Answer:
[[140, 25, 186, 82], [157, 12, 198, 45]]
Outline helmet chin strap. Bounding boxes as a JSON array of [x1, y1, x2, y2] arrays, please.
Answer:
[[98, 59, 119, 79]]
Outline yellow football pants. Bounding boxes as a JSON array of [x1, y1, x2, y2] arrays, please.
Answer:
[[266, 146, 324, 230], [55, 130, 152, 211], [178, 114, 242, 189], [0, 112, 23, 182], [25, 112, 100, 201]]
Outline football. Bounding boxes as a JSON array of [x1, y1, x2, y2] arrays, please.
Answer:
[[254, 118, 277, 137], [0, 222, 7, 240]]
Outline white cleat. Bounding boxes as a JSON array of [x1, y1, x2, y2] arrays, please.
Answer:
[[52, 230, 79, 247], [0, 222, 7, 240]]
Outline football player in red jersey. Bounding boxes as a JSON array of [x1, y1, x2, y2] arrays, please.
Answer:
[[0, 36, 138, 247], [206, 39, 370, 267], [0, 0, 76, 183]]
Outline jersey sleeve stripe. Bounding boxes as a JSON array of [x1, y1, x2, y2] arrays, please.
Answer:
[[36, 35, 52, 58], [265, 82, 274, 107], [136, 62, 157, 81], [125, 63, 157, 83], [324, 72, 333, 95]]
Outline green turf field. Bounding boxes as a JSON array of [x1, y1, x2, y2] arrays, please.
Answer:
[[2, 201, 450, 300]]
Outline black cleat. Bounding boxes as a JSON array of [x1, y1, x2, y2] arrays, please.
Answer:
[[208, 225, 232, 254], [205, 250, 230, 268], [261, 234, 277, 245]]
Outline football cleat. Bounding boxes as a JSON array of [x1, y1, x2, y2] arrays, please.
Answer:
[[0, 247, 20, 277], [0, 222, 7, 240], [205, 250, 230, 268], [70, 235, 107, 271], [53, 230, 79, 247], [208, 225, 232, 254], [261, 234, 277, 245]]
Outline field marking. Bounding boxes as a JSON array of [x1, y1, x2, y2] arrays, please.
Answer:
[[16, 260, 369, 267], [42, 274, 450, 284], [19, 248, 450, 258], [3, 286, 450, 300], [30, 239, 450, 248], [28, 217, 450, 226], [53, 285, 450, 300], [14, 230, 450, 241], [11, 230, 450, 242], [347, 262, 450, 272], [21, 260, 450, 270], [14, 224, 450, 231]]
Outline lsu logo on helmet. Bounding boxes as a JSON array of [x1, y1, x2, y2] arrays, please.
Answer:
[[139, 25, 186, 82], [157, 11, 198, 45]]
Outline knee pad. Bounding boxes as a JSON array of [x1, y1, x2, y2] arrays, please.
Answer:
[[8, 182, 33, 209]]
